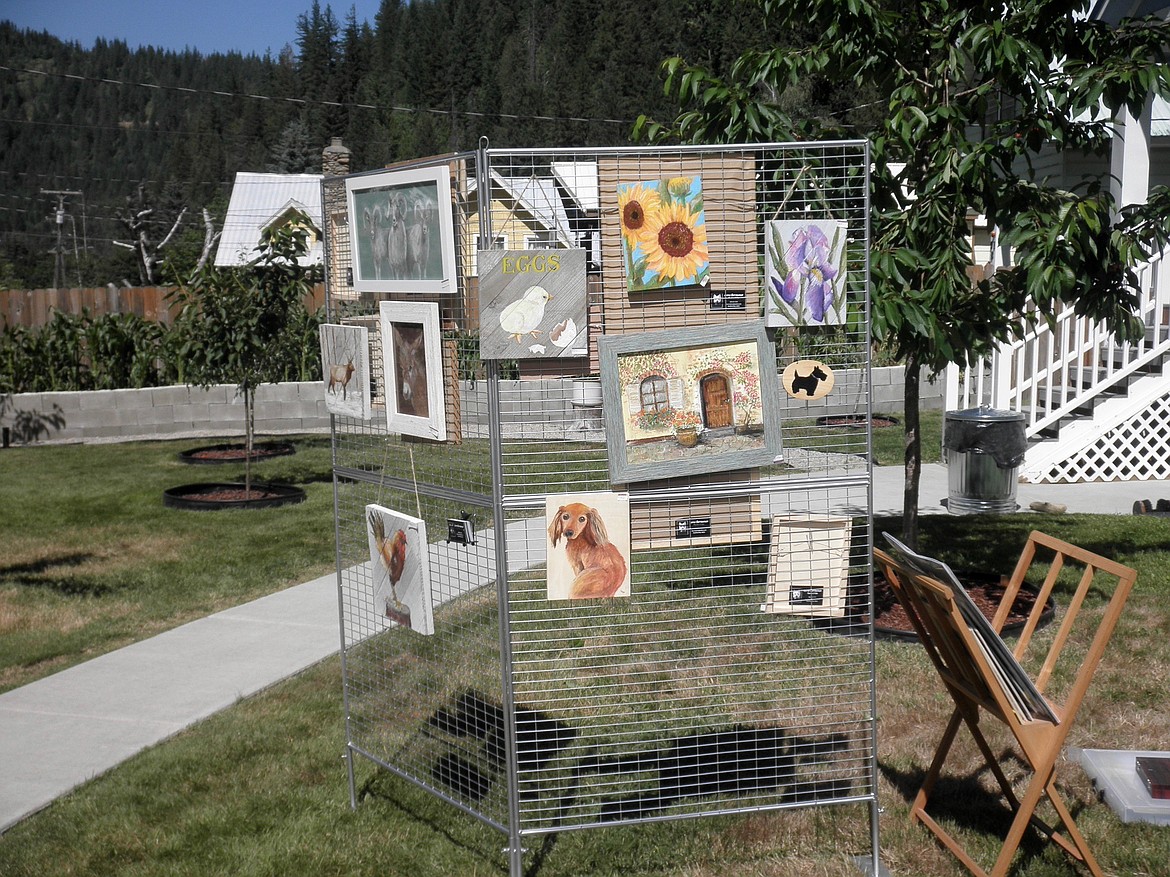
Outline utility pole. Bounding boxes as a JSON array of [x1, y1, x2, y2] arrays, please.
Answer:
[[41, 189, 83, 290]]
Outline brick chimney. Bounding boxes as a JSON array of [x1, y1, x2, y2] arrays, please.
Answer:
[[321, 137, 351, 221], [322, 137, 351, 177]]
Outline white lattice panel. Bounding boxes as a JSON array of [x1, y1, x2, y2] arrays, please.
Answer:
[[1032, 389, 1170, 483]]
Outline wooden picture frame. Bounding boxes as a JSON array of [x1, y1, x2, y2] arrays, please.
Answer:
[[319, 323, 372, 419], [345, 165, 456, 294], [379, 300, 447, 441], [763, 514, 852, 618], [598, 321, 782, 484]]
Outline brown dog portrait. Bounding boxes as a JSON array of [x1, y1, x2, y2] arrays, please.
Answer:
[[547, 501, 629, 599]]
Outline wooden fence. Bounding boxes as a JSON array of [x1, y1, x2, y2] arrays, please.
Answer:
[[0, 284, 327, 329]]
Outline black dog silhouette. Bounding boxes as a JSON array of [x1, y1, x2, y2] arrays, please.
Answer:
[[791, 364, 828, 398]]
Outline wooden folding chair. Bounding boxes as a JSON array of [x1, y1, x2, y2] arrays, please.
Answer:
[[874, 531, 1137, 877]]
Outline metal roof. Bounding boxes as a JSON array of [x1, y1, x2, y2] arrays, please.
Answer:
[[214, 172, 324, 267]]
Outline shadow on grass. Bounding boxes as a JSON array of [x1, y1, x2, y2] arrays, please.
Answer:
[[878, 756, 1089, 871], [0, 552, 114, 596], [357, 770, 506, 872]]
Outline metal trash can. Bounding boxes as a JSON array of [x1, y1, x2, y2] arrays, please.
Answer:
[[943, 406, 1027, 514]]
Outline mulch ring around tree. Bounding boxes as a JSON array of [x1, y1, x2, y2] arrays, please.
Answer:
[[177, 440, 296, 464], [815, 414, 899, 429], [851, 571, 1055, 640], [163, 482, 306, 510]]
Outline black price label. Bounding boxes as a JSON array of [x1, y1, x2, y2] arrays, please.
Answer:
[[708, 290, 746, 311], [675, 517, 712, 539], [446, 518, 475, 545]]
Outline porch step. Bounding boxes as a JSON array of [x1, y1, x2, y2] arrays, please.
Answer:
[[1021, 372, 1170, 482]]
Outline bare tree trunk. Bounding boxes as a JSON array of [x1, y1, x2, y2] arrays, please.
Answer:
[[194, 208, 221, 273], [902, 354, 922, 550]]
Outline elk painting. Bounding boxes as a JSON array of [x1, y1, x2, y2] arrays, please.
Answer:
[[319, 323, 371, 419]]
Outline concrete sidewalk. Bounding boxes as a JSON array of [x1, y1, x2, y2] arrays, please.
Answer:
[[0, 573, 342, 833], [871, 462, 1170, 517], [3, 464, 1170, 834]]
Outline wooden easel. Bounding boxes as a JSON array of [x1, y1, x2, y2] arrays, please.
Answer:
[[874, 531, 1137, 877]]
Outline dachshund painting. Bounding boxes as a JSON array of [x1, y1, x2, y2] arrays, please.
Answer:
[[547, 501, 629, 599]]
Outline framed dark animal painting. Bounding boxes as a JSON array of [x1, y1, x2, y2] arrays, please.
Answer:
[[379, 300, 447, 441]]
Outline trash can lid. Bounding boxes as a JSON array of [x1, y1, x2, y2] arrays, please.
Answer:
[[946, 405, 1026, 423]]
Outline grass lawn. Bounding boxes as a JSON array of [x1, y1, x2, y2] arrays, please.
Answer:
[[2, 424, 1168, 876], [0, 435, 338, 692]]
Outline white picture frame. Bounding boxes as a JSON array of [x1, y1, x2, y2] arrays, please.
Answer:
[[319, 323, 371, 419], [379, 300, 447, 441], [345, 165, 457, 295]]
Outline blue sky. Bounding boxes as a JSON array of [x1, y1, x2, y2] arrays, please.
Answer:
[[3, 0, 385, 57]]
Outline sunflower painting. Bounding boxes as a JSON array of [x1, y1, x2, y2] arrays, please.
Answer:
[[764, 219, 848, 327], [617, 176, 710, 292]]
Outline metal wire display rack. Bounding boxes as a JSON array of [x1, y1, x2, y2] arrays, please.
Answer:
[[323, 142, 880, 875]]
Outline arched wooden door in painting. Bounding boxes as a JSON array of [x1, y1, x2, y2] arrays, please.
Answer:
[[699, 372, 733, 428]]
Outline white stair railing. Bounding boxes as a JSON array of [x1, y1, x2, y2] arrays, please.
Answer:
[[946, 247, 1170, 438]]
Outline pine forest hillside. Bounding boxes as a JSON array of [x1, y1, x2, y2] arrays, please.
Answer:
[[0, 0, 855, 290]]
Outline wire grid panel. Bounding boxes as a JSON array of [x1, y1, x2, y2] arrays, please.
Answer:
[[483, 143, 875, 833], [489, 143, 873, 496], [335, 475, 511, 825], [504, 482, 873, 832]]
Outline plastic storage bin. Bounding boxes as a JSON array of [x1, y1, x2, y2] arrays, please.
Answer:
[[1075, 747, 1170, 825]]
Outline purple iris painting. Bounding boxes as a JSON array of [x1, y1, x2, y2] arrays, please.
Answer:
[[764, 219, 848, 327]]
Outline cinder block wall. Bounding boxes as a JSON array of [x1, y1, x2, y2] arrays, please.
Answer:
[[2, 382, 330, 445], [1, 367, 941, 445]]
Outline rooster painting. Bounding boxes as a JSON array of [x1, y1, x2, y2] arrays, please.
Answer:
[[366, 504, 434, 634]]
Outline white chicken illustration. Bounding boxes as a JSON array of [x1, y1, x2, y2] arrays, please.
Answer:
[[498, 285, 552, 343]]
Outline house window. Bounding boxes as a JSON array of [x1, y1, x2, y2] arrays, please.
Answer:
[[525, 230, 557, 249], [639, 376, 669, 412]]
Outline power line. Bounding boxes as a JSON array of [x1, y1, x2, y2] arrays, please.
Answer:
[[0, 114, 262, 141], [0, 63, 636, 127], [0, 168, 235, 189]]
